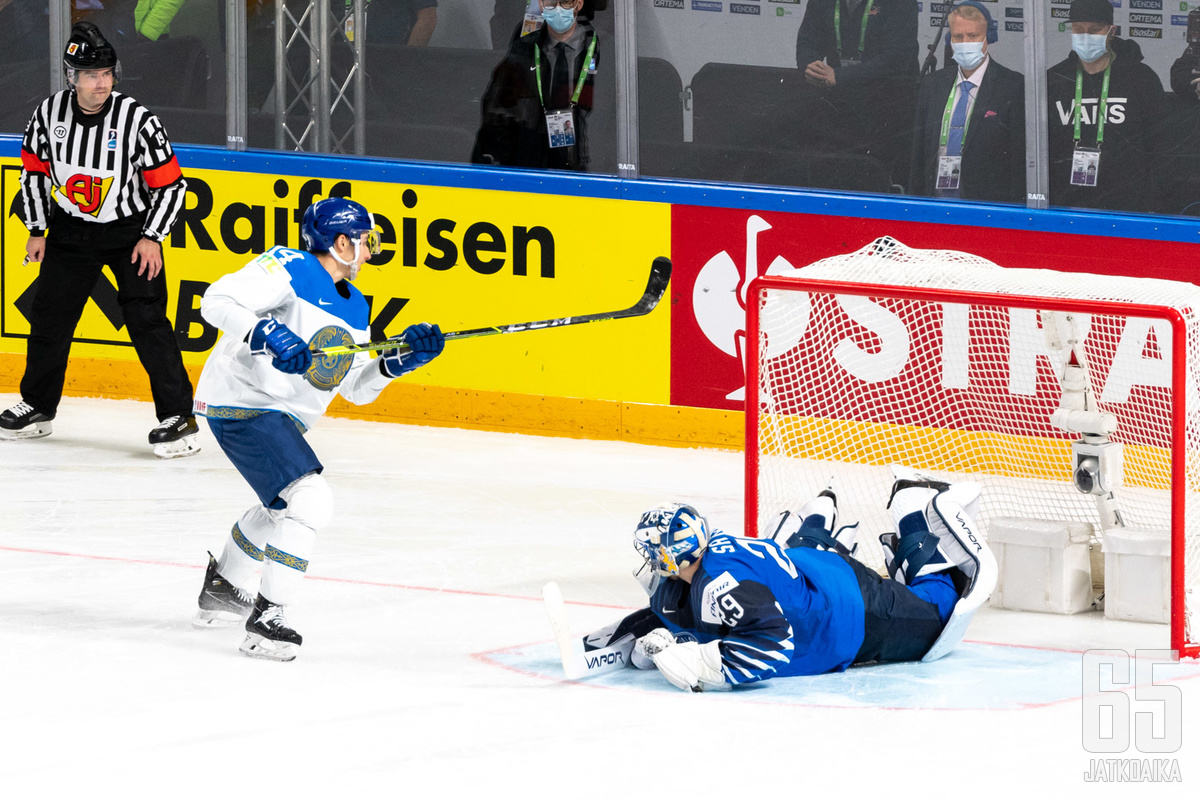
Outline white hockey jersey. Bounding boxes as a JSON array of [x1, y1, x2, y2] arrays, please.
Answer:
[[195, 246, 392, 431]]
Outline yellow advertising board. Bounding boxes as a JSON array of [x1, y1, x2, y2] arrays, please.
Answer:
[[1, 160, 672, 405]]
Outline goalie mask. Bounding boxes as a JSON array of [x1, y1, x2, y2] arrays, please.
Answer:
[[63, 22, 121, 88], [633, 503, 710, 582]]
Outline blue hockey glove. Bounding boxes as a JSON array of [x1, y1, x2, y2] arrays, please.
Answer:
[[249, 318, 312, 375], [379, 323, 445, 378]]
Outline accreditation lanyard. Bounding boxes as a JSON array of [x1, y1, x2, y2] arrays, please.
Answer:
[[1073, 56, 1113, 148], [534, 34, 598, 109], [938, 78, 974, 149], [834, 0, 874, 61]]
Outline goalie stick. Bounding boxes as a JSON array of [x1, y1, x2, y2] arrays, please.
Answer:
[[313, 256, 672, 357], [541, 582, 634, 680]]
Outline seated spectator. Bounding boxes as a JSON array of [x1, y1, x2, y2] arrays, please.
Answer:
[[909, 3, 1024, 203], [1169, 23, 1200, 103]]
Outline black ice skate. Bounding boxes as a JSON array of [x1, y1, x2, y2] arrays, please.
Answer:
[[149, 415, 200, 459], [240, 594, 302, 662], [193, 551, 254, 629], [0, 401, 54, 441]]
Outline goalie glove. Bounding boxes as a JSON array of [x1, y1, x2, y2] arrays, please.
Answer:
[[631, 628, 676, 670], [653, 640, 730, 692]]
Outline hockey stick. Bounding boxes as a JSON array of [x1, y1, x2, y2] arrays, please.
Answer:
[[542, 582, 634, 680], [313, 256, 672, 357]]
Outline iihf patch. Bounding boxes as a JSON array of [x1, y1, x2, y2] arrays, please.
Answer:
[[107, 130, 117, 150]]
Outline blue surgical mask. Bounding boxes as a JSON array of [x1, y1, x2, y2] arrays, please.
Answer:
[[542, 6, 576, 33], [951, 41, 986, 71], [1072, 33, 1110, 64]]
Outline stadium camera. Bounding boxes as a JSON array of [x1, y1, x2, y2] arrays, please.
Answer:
[[1071, 437, 1124, 497]]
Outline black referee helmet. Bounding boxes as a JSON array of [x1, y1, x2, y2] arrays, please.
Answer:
[[63, 22, 121, 87]]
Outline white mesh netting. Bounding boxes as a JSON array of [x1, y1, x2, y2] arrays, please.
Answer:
[[750, 237, 1199, 654]]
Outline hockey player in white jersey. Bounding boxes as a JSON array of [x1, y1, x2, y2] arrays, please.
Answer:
[[616, 477, 997, 691], [191, 197, 445, 661]]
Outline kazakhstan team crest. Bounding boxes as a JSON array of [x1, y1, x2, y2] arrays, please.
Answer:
[[306, 326, 356, 390]]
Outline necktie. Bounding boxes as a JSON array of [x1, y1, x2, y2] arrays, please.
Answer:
[[550, 43, 571, 109], [946, 80, 972, 157]]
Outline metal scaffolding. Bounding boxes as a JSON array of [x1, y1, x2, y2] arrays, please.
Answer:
[[273, 0, 366, 155]]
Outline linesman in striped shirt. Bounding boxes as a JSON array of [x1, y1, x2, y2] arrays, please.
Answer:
[[0, 22, 199, 458]]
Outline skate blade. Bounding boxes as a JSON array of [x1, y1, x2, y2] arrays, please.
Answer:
[[193, 608, 247, 629], [153, 434, 200, 459], [0, 422, 52, 441], [239, 633, 299, 662]]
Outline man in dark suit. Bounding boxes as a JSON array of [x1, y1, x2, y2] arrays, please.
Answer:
[[908, 2, 1025, 202], [472, 0, 599, 171], [794, 0, 919, 187]]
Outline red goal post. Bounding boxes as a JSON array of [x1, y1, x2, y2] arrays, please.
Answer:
[[744, 238, 1198, 658]]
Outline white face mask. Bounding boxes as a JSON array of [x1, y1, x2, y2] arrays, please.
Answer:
[[542, 6, 575, 33], [951, 41, 987, 71], [1072, 32, 1110, 63]]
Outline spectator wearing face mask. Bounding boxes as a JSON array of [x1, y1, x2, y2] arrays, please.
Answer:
[[1046, 0, 1166, 213], [471, 0, 599, 171], [908, 3, 1024, 202]]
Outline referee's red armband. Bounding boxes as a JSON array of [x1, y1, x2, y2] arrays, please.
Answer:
[[144, 157, 183, 189], [20, 148, 50, 175]]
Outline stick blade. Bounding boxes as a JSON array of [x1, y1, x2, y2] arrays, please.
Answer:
[[636, 256, 673, 314], [542, 581, 581, 679]]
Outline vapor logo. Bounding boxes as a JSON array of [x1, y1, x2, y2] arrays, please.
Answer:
[[58, 174, 114, 216], [306, 326, 356, 391], [693, 215, 798, 400]]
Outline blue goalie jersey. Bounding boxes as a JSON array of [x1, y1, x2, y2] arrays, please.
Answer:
[[649, 534, 867, 684]]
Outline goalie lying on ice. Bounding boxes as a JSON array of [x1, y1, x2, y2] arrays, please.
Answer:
[[611, 479, 998, 692]]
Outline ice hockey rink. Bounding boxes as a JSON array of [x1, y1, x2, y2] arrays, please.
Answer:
[[2, 393, 1197, 796]]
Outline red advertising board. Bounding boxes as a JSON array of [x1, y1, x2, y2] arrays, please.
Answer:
[[670, 205, 1200, 411]]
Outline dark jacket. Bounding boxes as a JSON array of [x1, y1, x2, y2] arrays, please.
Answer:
[[795, 0, 918, 103], [1047, 37, 1167, 214], [1170, 50, 1200, 101], [471, 23, 598, 172], [909, 57, 1025, 203]]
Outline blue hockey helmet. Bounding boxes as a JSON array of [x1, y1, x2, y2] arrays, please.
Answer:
[[301, 198, 382, 255], [633, 503, 711, 578]]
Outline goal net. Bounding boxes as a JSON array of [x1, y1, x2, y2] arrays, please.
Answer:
[[745, 237, 1198, 658]]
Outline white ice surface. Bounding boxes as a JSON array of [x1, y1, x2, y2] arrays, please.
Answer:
[[1, 394, 1197, 797]]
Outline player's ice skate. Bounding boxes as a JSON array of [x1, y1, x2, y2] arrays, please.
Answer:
[[0, 401, 54, 440], [193, 552, 254, 628], [240, 595, 302, 662], [761, 488, 859, 557], [149, 415, 200, 459]]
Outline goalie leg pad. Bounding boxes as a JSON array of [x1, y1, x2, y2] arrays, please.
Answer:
[[920, 492, 998, 662]]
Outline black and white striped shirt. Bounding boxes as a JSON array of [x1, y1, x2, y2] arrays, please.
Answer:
[[20, 90, 187, 242]]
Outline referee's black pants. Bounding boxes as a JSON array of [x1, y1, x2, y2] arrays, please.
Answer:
[[20, 213, 193, 422]]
